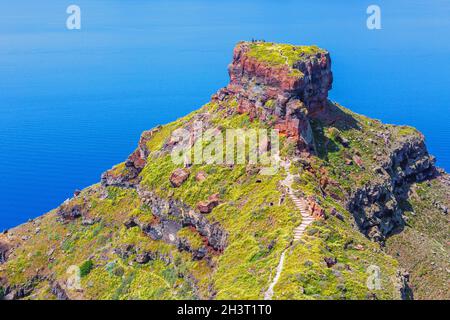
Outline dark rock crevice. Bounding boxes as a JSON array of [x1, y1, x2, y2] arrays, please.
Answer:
[[0, 275, 44, 300], [137, 187, 228, 252], [395, 269, 414, 300], [0, 242, 10, 264], [50, 281, 70, 300]]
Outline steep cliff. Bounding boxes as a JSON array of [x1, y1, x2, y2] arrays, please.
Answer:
[[214, 42, 332, 151], [0, 41, 448, 300]]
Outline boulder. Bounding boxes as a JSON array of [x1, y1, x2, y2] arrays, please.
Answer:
[[195, 171, 208, 182], [170, 168, 190, 187], [330, 208, 345, 221], [135, 252, 151, 264], [113, 244, 136, 259], [197, 194, 220, 214], [192, 247, 208, 261], [57, 202, 85, 221], [324, 257, 337, 268], [123, 218, 138, 229], [51, 282, 69, 300]]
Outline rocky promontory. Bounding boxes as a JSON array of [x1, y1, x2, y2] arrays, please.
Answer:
[[214, 42, 332, 151], [1, 41, 448, 300]]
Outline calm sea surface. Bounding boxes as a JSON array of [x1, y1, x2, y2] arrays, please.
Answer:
[[1, 0, 449, 230]]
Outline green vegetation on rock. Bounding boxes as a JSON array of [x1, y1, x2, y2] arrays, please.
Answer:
[[246, 42, 325, 77]]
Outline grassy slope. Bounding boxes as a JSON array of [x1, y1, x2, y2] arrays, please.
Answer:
[[288, 102, 449, 300], [385, 177, 450, 300]]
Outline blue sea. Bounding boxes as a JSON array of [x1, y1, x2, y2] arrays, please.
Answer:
[[1, 0, 449, 230]]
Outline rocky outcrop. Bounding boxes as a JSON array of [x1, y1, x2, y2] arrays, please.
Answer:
[[1, 275, 44, 300], [135, 252, 152, 264], [114, 244, 136, 260], [324, 257, 337, 268], [121, 187, 227, 254], [395, 269, 413, 300], [50, 281, 69, 300], [385, 135, 436, 185], [0, 276, 69, 300], [125, 214, 181, 244], [176, 237, 208, 261], [56, 201, 86, 221], [348, 135, 436, 242], [56, 188, 102, 223], [213, 41, 332, 152], [114, 244, 173, 266], [138, 187, 228, 252], [101, 164, 140, 189], [101, 126, 161, 188], [306, 196, 326, 220], [0, 242, 10, 264]]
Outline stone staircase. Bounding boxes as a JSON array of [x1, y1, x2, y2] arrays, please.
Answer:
[[279, 157, 315, 242], [290, 191, 315, 241], [264, 157, 315, 300]]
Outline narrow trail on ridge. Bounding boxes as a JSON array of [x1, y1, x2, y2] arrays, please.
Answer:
[[264, 157, 315, 300]]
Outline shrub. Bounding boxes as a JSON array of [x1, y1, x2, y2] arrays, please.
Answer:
[[80, 259, 94, 277]]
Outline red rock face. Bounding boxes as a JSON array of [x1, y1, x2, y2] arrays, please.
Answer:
[[213, 42, 333, 153], [229, 46, 303, 94]]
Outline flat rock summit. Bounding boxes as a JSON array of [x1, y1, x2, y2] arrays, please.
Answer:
[[1, 42, 448, 300]]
